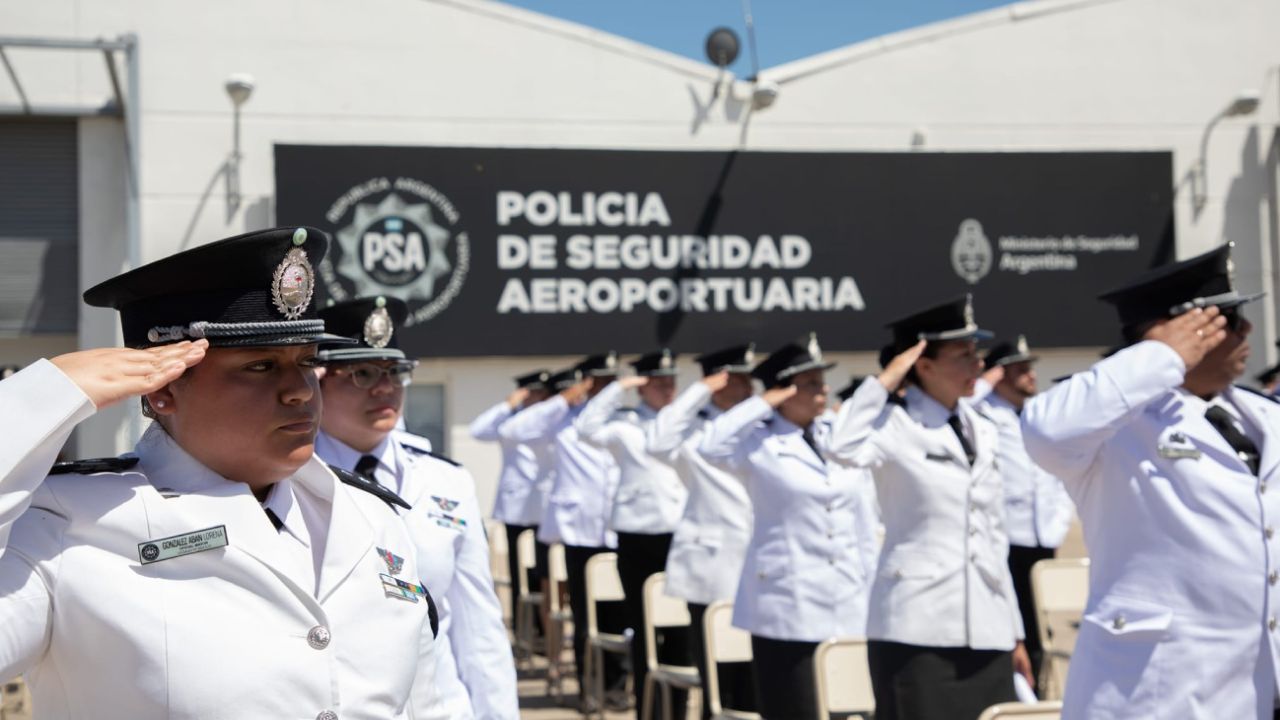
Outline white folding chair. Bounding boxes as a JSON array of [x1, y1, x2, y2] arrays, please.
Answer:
[[703, 601, 761, 720], [1031, 557, 1090, 700], [640, 573, 701, 720], [483, 519, 511, 626], [544, 542, 573, 701], [978, 700, 1064, 720], [0, 677, 31, 719], [584, 552, 631, 720], [513, 528, 544, 666], [813, 637, 874, 720]]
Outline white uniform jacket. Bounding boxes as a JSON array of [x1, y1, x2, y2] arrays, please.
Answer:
[[646, 383, 752, 606], [827, 380, 1024, 651], [700, 396, 870, 642], [973, 392, 1074, 549], [1022, 340, 1280, 720], [317, 432, 519, 720], [498, 395, 619, 548], [576, 381, 688, 534], [816, 409, 881, 585], [469, 401, 550, 527], [0, 361, 435, 720]]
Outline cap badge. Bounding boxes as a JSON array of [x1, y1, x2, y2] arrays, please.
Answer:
[[272, 247, 315, 320], [660, 349, 672, 369], [1016, 335, 1029, 355], [807, 333, 823, 362], [364, 299, 394, 349], [605, 352, 618, 370], [744, 344, 756, 366], [963, 296, 976, 328]]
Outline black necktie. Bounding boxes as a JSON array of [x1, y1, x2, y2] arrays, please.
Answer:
[[355, 454, 381, 485], [1205, 406, 1261, 476], [264, 507, 284, 531], [801, 427, 824, 465], [948, 414, 976, 466]]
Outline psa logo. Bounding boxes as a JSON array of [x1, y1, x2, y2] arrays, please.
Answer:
[[321, 178, 470, 325], [951, 218, 993, 285]]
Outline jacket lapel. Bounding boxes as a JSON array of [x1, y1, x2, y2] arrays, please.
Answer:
[[776, 430, 826, 473], [1229, 387, 1279, 480], [297, 458, 378, 604]]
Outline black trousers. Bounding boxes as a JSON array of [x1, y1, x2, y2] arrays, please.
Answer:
[[751, 635, 819, 720], [868, 640, 1016, 720], [615, 531, 690, 720], [503, 523, 544, 629], [687, 602, 756, 719], [564, 543, 628, 694], [1007, 543, 1056, 688]]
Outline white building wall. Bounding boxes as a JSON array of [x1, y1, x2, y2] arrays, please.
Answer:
[[1, 0, 1272, 509]]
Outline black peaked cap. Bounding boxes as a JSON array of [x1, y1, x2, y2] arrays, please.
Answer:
[[515, 370, 552, 390], [886, 294, 992, 352], [1098, 244, 1264, 328], [983, 335, 1039, 371], [84, 226, 350, 348], [631, 349, 678, 377], [576, 351, 620, 377], [548, 367, 583, 391], [695, 343, 756, 375], [318, 296, 410, 363], [752, 332, 836, 389]]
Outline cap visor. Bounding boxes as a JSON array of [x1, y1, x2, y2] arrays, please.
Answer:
[[919, 327, 994, 342], [207, 331, 357, 348], [318, 347, 408, 363]]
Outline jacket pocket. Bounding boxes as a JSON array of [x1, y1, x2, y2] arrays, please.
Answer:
[[878, 548, 941, 581], [1081, 595, 1173, 641]]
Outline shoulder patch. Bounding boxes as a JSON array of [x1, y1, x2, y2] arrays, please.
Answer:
[[330, 465, 412, 510], [1236, 384, 1280, 404], [49, 456, 139, 475], [398, 441, 430, 457]]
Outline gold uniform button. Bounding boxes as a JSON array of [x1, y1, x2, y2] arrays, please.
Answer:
[[1270, 571, 1278, 586], [1268, 526, 1276, 540], [1270, 617, 1278, 632], [1112, 615, 1126, 630]]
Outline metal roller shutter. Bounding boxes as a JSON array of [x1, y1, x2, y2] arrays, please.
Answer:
[[0, 119, 79, 336]]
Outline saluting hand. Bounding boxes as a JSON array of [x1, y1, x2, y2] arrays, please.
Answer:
[[762, 384, 798, 408], [506, 387, 530, 409], [701, 370, 730, 393], [1143, 306, 1228, 369], [878, 340, 927, 393], [560, 377, 593, 406], [620, 376, 649, 390], [50, 340, 208, 410], [980, 363, 1005, 387]]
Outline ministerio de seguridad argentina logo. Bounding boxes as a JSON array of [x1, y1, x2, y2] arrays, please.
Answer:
[[319, 177, 470, 325], [951, 218, 993, 285]]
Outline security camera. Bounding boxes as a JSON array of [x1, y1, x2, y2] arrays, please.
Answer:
[[751, 80, 779, 110], [225, 73, 255, 106]]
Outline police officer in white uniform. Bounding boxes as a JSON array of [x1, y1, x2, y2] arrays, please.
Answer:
[[313, 296, 518, 720], [498, 355, 627, 710], [647, 344, 758, 719], [973, 335, 1074, 689], [0, 227, 436, 719], [1022, 245, 1280, 719], [576, 349, 689, 719], [828, 295, 1029, 720], [823, 377, 883, 584], [469, 370, 554, 627], [700, 334, 871, 720]]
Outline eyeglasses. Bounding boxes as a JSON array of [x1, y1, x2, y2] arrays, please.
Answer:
[[1220, 307, 1247, 333], [330, 362, 417, 389]]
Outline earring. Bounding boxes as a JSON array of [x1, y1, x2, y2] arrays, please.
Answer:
[[154, 400, 166, 408]]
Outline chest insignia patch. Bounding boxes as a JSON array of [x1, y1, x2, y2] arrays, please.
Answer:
[[376, 546, 405, 576]]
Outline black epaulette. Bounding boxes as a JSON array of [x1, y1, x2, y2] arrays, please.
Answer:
[[1236, 384, 1280, 404], [330, 465, 412, 510], [49, 456, 139, 475], [420, 449, 461, 468]]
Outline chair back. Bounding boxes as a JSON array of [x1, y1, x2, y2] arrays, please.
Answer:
[[1031, 557, 1090, 700], [547, 543, 568, 613], [515, 528, 538, 597], [642, 573, 694, 672], [814, 637, 875, 718], [483, 518, 509, 584], [977, 700, 1064, 720], [703, 601, 757, 717], [585, 552, 625, 640]]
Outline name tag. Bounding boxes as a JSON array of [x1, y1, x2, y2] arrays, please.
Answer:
[[924, 452, 952, 463], [138, 525, 228, 565], [1158, 444, 1202, 460]]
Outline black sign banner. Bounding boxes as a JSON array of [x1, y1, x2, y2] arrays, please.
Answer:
[[274, 145, 1173, 357]]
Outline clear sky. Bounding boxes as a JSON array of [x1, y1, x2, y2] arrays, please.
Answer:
[[498, 0, 1016, 74]]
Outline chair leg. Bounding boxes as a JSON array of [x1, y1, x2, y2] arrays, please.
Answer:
[[640, 674, 654, 720]]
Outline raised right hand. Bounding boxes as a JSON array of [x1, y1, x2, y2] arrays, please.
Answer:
[[560, 377, 593, 406], [878, 340, 927, 393], [701, 371, 730, 393], [50, 340, 208, 410], [506, 387, 531, 409], [1143, 306, 1228, 369], [762, 384, 798, 408]]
